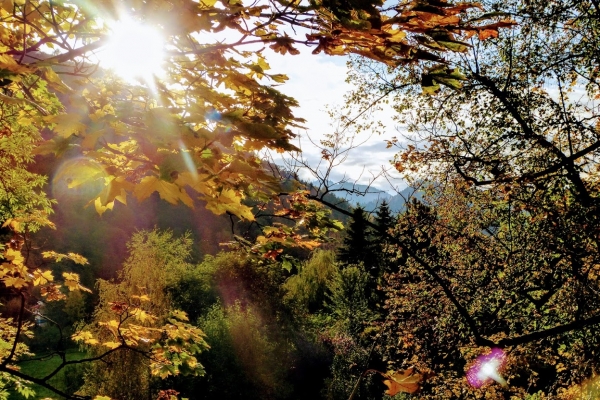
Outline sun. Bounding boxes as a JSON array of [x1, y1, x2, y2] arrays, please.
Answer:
[[98, 17, 166, 82]]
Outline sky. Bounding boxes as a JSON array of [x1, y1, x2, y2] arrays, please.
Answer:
[[266, 48, 406, 193]]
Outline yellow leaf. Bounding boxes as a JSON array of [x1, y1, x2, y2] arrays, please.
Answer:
[[5, 248, 24, 265], [94, 196, 114, 216], [105, 320, 120, 329], [3, 276, 28, 289], [134, 176, 161, 201], [97, 176, 133, 206], [171, 310, 189, 321], [43, 114, 87, 138], [81, 129, 106, 149], [134, 176, 194, 207], [384, 28, 406, 43], [0, 54, 32, 74], [103, 341, 121, 349], [131, 294, 151, 302], [42, 67, 69, 93], [62, 272, 91, 292], [200, 0, 218, 7], [205, 188, 255, 220], [132, 308, 153, 322], [67, 253, 88, 265], [33, 269, 54, 286], [2, 219, 20, 232], [72, 330, 95, 342]]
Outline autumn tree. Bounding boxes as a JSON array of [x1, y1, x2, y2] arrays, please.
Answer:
[[77, 229, 208, 399], [0, 0, 514, 397], [336, 0, 600, 396]]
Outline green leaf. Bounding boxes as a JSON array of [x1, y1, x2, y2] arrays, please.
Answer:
[[15, 384, 35, 399], [436, 40, 471, 52], [282, 259, 293, 272]]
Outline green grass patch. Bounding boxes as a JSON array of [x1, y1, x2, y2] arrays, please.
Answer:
[[10, 348, 89, 399]]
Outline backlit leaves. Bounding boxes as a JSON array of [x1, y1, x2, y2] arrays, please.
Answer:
[[1, 246, 88, 294], [43, 114, 87, 138], [63, 272, 92, 293], [134, 176, 194, 208], [32, 269, 53, 286], [72, 330, 100, 346], [0, 0, 510, 238], [42, 251, 88, 265], [73, 295, 208, 379]]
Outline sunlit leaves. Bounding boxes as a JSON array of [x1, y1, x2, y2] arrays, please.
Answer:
[[72, 330, 100, 346], [63, 272, 92, 293], [42, 251, 88, 265], [73, 296, 208, 378], [134, 176, 194, 208], [170, 309, 190, 322], [1, 246, 88, 294], [205, 188, 254, 221], [43, 114, 87, 138], [32, 269, 53, 286], [306, 0, 510, 70], [0, 0, 510, 240]]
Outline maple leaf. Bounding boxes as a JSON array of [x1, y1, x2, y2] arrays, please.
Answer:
[[43, 113, 87, 138], [131, 294, 151, 302], [205, 188, 255, 220], [134, 176, 194, 207], [3, 276, 28, 289], [67, 253, 89, 265], [4, 248, 24, 265], [131, 308, 156, 323], [170, 310, 190, 322], [62, 272, 91, 292], [381, 368, 423, 395], [33, 269, 54, 286], [41, 284, 66, 301], [109, 301, 128, 314], [72, 330, 99, 345]]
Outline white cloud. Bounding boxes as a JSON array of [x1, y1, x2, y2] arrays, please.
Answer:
[[265, 48, 405, 192]]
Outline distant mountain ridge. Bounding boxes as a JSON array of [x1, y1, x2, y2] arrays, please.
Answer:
[[311, 181, 423, 213]]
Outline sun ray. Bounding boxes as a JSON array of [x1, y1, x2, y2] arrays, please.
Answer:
[[98, 17, 166, 83]]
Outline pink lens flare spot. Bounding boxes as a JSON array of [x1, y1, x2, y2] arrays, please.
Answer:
[[466, 348, 508, 388]]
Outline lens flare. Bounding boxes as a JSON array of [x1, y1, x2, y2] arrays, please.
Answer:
[[52, 157, 107, 201], [466, 348, 508, 388]]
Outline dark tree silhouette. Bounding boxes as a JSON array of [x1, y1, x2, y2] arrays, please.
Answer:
[[338, 206, 374, 268]]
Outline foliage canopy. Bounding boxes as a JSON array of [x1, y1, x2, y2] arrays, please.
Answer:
[[0, 0, 555, 398]]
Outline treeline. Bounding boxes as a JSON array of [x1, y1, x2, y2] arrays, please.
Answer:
[[8, 196, 399, 399]]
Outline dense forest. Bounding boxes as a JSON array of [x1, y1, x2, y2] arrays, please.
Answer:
[[1, 0, 599, 399]]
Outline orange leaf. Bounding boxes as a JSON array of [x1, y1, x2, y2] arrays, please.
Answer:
[[478, 29, 498, 40], [382, 368, 423, 395]]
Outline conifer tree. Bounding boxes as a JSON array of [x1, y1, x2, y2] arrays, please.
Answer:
[[373, 200, 396, 284], [374, 200, 394, 241], [337, 206, 373, 268]]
